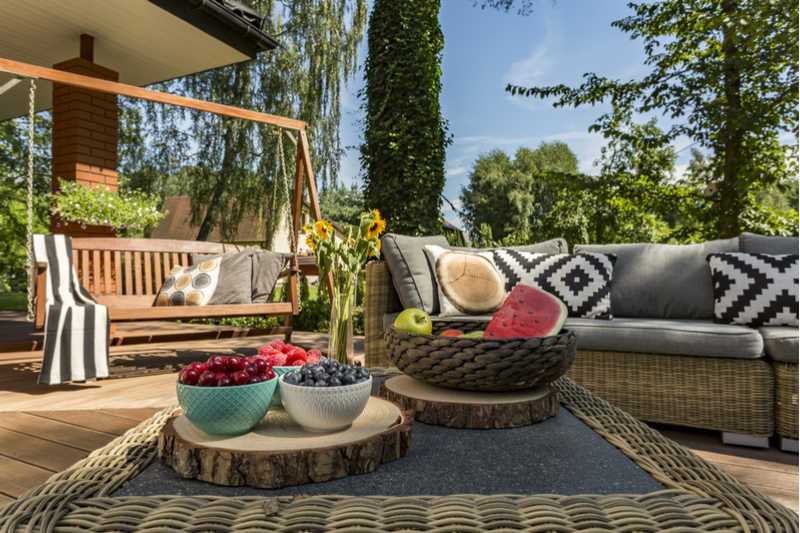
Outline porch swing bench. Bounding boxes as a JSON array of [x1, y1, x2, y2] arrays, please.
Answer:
[[32, 237, 321, 333]]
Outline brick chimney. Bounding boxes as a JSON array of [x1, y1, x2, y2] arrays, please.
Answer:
[[51, 34, 119, 236]]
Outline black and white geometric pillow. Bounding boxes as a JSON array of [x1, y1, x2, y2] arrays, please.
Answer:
[[489, 250, 617, 319], [707, 253, 798, 327]]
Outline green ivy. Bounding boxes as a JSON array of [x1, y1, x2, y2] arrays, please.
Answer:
[[51, 181, 164, 236], [360, 0, 450, 236]]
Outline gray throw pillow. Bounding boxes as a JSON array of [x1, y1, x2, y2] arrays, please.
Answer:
[[740, 232, 798, 254], [575, 238, 739, 319], [205, 250, 254, 305], [381, 234, 450, 314], [252, 251, 288, 303]]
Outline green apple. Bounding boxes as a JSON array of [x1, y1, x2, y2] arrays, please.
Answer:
[[393, 308, 433, 336], [461, 330, 484, 339]]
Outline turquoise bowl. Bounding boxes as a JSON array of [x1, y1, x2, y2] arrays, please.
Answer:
[[176, 377, 278, 436], [270, 366, 297, 408]]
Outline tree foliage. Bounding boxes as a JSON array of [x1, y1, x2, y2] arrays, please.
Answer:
[[121, 0, 367, 241], [508, 0, 799, 238], [319, 183, 365, 227], [361, 0, 450, 235]]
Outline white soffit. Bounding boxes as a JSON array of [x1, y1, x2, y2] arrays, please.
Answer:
[[0, 0, 253, 120]]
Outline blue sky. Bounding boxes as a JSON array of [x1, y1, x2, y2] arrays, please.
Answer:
[[338, 1, 691, 225]]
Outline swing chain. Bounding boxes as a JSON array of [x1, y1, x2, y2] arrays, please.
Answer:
[[276, 129, 297, 254], [25, 79, 36, 322]]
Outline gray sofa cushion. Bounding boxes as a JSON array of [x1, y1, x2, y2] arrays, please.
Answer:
[[574, 239, 738, 319], [385, 313, 764, 359], [382, 234, 450, 314], [759, 327, 798, 363], [740, 233, 798, 254], [565, 318, 763, 359], [458, 238, 568, 254]]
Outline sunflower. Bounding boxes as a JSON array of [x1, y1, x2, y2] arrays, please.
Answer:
[[302, 223, 313, 234], [305, 234, 317, 251], [367, 209, 386, 239], [314, 219, 333, 240]]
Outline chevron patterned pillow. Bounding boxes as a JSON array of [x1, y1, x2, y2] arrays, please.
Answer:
[[489, 250, 617, 319], [707, 252, 799, 327]]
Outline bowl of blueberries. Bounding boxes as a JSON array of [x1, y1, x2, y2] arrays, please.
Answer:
[[280, 358, 372, 432]]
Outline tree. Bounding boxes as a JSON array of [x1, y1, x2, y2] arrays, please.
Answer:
[[460, 142, 577, 242], [319, 183, 364, 226], [508, 0, 798, 238], [361, 0, 450, 235], [120, 0, 367, 241]]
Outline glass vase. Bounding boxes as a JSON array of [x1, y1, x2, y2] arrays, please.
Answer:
[[328, 272, 357, 364]]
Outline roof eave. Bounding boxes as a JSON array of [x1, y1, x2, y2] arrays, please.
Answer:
[[148, 0, 279, 59]]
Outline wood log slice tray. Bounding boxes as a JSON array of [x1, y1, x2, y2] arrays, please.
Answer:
[[380, 375, 559, 429], [159, 396, 411, 488]]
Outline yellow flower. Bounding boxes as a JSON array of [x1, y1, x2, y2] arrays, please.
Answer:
[[305, 234, 317, 251], [367, 209, 386, 239], [314, 219, 333, 239], [302, 223, 313, 234]]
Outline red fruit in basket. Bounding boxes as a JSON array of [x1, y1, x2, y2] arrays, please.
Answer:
[[291, 359, 305, 366], [265, 369, 275, 380], [244, 362, 258, 376], [266, 352, 288, 367], [227, 356, 246, 372], [253, 358, 270, 374], [232, 370, 251, 385], [258, 346, 277, 357], [484, 284, 568, 339], [306, 349, 322, 364], [217, 374, 233, 387], [207, 355, 227, 373], [189, 361, 208, 374], [440, 329, 465, 337], [249, 374, 266, 384], [286, 347, 307, 364], [197, 370, 217, 387], [179, 368, 200, 385], [213, 371, 227, 385]]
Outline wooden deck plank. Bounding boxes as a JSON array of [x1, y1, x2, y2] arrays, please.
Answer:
[[0, 413, 116, 452], [28, 411, 144, 436], [0, 427, 86, 472], [0, 456, 52, 498], [97, 408, 159, 423]]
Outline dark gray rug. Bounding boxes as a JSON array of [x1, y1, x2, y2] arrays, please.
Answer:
[[116, 379, 662, 497]]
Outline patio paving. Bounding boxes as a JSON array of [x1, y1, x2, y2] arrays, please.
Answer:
[[0, 332, 795, 511]]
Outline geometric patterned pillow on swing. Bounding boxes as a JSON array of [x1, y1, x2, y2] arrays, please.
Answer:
[[707, 252, 799, 327], [155, 257, 221, 306]]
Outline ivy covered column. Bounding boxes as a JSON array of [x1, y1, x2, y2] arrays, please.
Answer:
[[361, 0, 449, 235]]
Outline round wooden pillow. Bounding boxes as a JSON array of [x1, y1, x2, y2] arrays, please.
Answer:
[[436, 251, 505, 314]]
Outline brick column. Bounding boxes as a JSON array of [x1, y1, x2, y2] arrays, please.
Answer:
[[51, 35, 119, 236]]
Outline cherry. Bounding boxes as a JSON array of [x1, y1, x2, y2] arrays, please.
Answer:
[[227, 356, 246, 372], [189, 361, 208, 374], [197, 370, 217, 387], [265, 369, 275, 380], [217, 374, 233, 387], [207, 355, 227, 373], [231, 370, 251, 385], [244, 363, 258, 376], [253, 358, 270, 374], [179, 368, 200, 385], [249, 374, 265, 384]]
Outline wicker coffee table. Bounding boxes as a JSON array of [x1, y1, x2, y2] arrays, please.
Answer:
[[1, 374, 795, 532]]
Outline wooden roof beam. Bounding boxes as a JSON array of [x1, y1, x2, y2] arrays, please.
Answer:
[[0, 57, 305, 131]]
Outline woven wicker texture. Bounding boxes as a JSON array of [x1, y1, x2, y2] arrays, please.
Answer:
[[384, 326, 576, 391], [1, 377, 795, 533], [365, 261, 402, 368], [569, 349, 774, 437], [774, 361, 799, 439]]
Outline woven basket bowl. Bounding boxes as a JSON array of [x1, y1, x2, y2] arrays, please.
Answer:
[[177, 377, 278, 436], [384, 327, 577, 392]]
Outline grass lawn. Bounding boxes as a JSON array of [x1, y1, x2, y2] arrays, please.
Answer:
[[0, 292, 26, 311]]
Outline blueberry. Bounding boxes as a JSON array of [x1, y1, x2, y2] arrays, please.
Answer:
[[314, 380, 327, 387], [285, 373, 299, 385], [342, 374, 356, 385], [329, 377, 342, 387]]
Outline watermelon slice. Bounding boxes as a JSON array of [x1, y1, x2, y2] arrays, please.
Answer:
[[484, 285, 567, 339]]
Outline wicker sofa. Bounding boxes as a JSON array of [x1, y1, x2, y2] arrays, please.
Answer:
[[364, 233, 798, 451]]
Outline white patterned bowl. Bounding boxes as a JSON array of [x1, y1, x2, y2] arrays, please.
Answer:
[[279, 375, 372, 432]]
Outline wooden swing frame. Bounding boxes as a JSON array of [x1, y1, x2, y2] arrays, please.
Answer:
[[0, 57, 332, 339]]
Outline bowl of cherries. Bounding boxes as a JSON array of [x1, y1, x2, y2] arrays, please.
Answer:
[[176, 354, 277, 436], [279, 359, 372, 432]]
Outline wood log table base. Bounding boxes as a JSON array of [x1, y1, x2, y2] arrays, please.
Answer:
[[380, 375, 559, 429], [159, 397, 411, 488]]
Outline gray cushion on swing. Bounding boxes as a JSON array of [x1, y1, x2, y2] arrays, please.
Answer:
[[191, 249, 287, 304]]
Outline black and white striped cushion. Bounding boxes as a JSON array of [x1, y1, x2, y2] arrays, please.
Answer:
[[489, 250, 616, 319], [707, 252, 798, 327], [32, 234, 110, 384]]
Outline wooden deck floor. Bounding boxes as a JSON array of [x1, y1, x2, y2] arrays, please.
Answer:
[[0, 334, 795, 511]]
